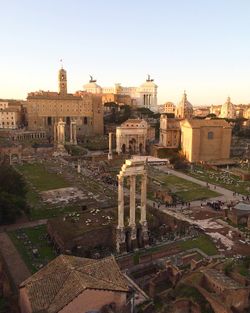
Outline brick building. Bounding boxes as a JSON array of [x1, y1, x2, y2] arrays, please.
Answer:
[[180, 119, 232, 163], [19, 255, 129, 313], [26, 68, 103, 141]]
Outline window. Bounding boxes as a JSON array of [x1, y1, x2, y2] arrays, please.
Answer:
[[84, 117, 88, 125], [208, 131, 214, 139]]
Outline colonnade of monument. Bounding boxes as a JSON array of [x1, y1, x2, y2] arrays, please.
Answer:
[[54, 118, 77, 148], [116, 160, 149, 253]]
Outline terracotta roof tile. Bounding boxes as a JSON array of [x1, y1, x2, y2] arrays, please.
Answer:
[[20, 255, 129, 313]]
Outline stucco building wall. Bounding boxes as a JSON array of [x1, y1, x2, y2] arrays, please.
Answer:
[[61, 289, 127, 313]]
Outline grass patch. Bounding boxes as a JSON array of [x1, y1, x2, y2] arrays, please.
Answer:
[[148, 169, 220, 202], [8, 225, 57, 273], [174, 284, 213, 313], [184, 165, 250, 196], [16, 163, 70, 191], [29, 204, 83, 220], [175, 188, 219, 201], [179, 235, 217, 256]]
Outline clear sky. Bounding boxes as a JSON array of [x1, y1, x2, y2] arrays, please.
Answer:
[[1, 0, 250, 105]]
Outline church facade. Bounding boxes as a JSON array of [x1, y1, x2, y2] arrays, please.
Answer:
[[219, 97, 236, 119], [160, 116, 232, 163], [176, 91, 193, 119], [26, 68, 103, 142], [180, 119, 232, 163]]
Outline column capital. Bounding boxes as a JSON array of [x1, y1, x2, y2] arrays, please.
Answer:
[[117, 174, 124, 182]]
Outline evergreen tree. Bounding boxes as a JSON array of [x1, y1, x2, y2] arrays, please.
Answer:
[[0, 164, 28, 224]]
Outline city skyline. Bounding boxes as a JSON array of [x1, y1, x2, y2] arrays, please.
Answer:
[[1, 0, 250, 105]]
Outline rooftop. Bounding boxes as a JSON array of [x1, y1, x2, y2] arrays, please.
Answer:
[[182, 118, 231, 128], [20, 255, 129, 313], [234, 202, 250, 212]]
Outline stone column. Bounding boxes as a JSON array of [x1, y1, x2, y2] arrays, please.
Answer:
[[70, 122, 73, 144], [57, 119, 66, 149], [77, 160, 81, 174], [71, 121, 77, 145], [117, 175, 124, 229], [116, 175, 125, 253], [53, 123, 57, 143], [108, 132, 113, 160], [140, 173, 147, 224], [140, 173, 149, 245], [129, 175, 137, 244]]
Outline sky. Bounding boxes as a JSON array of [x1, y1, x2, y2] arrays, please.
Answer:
[[0, 0, 250, 105]]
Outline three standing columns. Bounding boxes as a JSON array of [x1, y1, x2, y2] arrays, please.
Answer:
[[116, 172, 149, 253]]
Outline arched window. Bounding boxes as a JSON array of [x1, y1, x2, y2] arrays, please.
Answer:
[[208, 131, 214, 139]]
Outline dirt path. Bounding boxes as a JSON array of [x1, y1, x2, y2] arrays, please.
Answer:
[[0, 219, 47, 233], [0, 232, 31, 288]]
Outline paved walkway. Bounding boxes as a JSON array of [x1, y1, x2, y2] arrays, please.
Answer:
[[0, 232, 31, 289]]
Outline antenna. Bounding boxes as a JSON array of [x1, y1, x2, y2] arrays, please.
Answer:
[[60, 59, 63, 69]]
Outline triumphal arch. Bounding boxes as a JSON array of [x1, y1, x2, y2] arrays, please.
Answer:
[[116, 159, 149, 253]]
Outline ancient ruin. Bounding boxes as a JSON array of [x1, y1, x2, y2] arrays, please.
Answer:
[[54, 118, 66, 149], [116, 159, 149, 253]]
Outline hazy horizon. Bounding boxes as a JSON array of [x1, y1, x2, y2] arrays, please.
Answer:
[[1, 0, 250, 106]]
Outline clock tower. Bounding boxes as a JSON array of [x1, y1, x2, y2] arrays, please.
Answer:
[[58, 67, 67, 95]]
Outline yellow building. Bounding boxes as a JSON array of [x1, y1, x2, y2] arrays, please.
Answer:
[[159, 115, 180, 148], [26, 68, 103, 141], [180, 119, 232, 163], [243, 107, 250, 119], [0, 100, 23, 129]]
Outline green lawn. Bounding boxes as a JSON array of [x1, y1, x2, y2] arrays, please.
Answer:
[[16, 163, 70, 191], [148, 169, 219, 202], [175, 188, 219, 202], [8, 225, 57, 273], [185, 165, 250, 196], [174, 284, 214, 313], [29, 204, 83, 220], [179, 235, 218, 256], [14, 163, 78, 220]]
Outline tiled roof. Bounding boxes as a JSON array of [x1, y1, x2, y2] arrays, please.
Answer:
[[20, 255, 129, 313], [122, 119, 145, 124], [182, 118, 230, 128]]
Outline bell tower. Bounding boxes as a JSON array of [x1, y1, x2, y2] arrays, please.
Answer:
[[58, 67, 67, 95]]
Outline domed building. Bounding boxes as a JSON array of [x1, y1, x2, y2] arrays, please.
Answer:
[[176, 91, 193, 119], [83, 76, 102, 94], [220, 97, 236, 119], [163, 101, 176, 115]]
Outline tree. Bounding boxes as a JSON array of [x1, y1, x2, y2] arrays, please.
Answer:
[[0, 164, 28, 224]]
